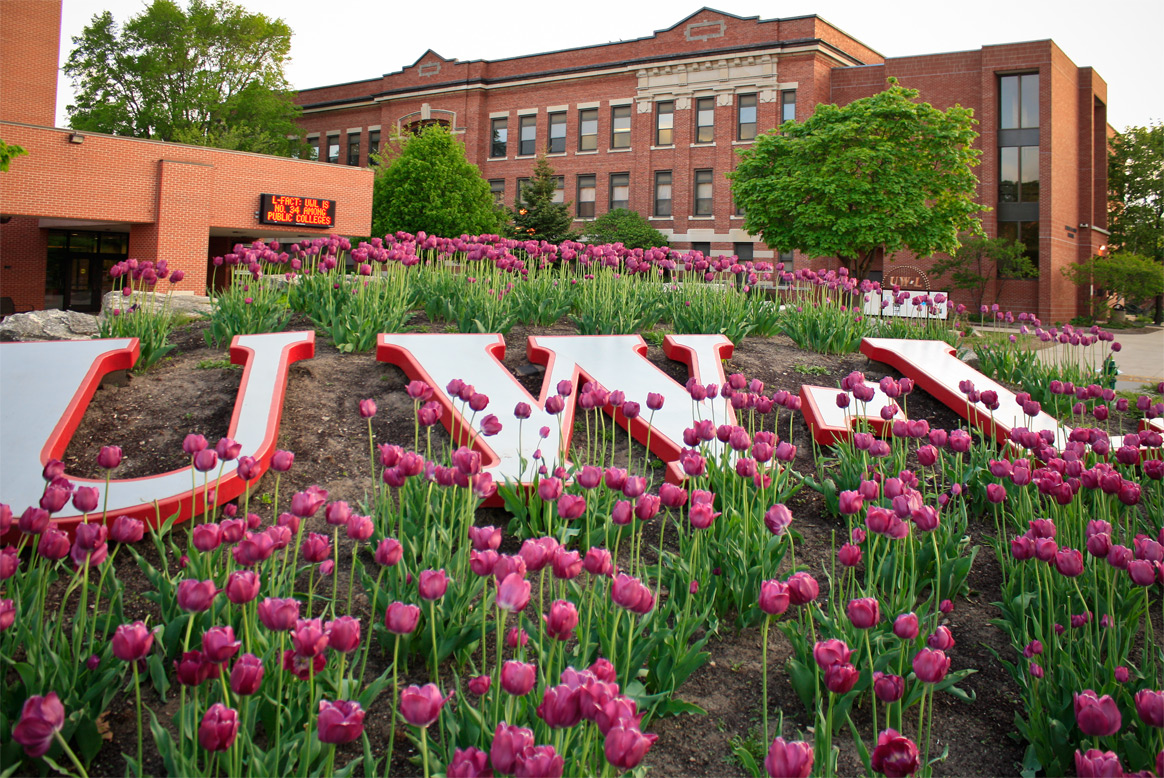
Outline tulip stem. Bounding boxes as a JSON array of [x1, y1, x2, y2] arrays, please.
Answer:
[[385, 636, 400, 778], [761, 615, 770, 746], [132, 661, 144, 777], [54, 730, 90, 778], [420, 726, 431, 778], [429, 600, 439, 681], [864, 629, 877, 743]]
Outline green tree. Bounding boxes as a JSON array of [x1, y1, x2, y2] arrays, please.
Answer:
[[1108, 123, 1163, 322], [0, 139, 27, 172], [63, 0, 307, 156], [1062, 252, 1164, 317], [583, 209, 669, 250], [510, 156, 579, 243], [930, 234, 1036, 309], [728, 79, 982, 280], [371, 125, 501, 238]]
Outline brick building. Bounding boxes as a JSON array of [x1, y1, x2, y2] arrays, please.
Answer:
[[295, 8, 1109, 322], [0, 0, 373, 315]]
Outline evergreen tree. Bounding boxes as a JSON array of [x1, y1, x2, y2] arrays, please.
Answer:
[[510, 156, 579, 243]]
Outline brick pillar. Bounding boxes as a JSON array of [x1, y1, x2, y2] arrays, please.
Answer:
[[130, 159, 214, 293], [0, 216, 47, 312]]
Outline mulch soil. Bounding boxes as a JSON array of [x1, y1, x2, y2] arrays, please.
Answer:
[[54, 315, 1140, 777]]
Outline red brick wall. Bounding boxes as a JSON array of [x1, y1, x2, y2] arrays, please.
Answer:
[[0, 0, 60, 127], [0, 123, 373, 307], [0, 217, 48, 312]]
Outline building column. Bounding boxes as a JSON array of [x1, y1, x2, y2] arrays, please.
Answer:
[[129, 159, 215, 294]]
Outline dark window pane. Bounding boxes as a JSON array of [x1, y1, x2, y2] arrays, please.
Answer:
[[1021, 74, 1039, 129], [999, 146, 1019, 202], [577, 174, 596, 218], [549, 112, 566, 153], [519, 115, 536, 156], [552, 176, 565, 204], [656, 101, 674, 146], [326, 134, 339, 163], [1020, 146, 1039, 202], [490, 179, 505, 205], [579, 109, 598, 151], [696, 97, 714, 143], [781, 91, 796, 124], [611, 106, 631, 148], [1000, 75, 1019, 130], [69, 232, 96, 252], [692, 242, 711, 256], [734, 242, 754, 261], [491, 118, 507, 158], [738, 94, 757, 140], [694, 169, 713, 216], [1021, 221, 1039, 269], [368, 130, 381, 164], [307, 138, 319, 160], [654, 171, 672, 217], [347, 137, 360, 166], [610, 173, 629, 210]]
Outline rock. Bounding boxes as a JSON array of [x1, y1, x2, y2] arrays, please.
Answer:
[[100, 291, 213, 321], [0, 309, 100, 341]]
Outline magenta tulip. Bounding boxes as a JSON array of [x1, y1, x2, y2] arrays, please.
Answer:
[[496, 573, 532, 612], [605, 724, 658, 770], [177, 579, 217, 612], [764, 736, 813, 778], [501, 661, 537, 696], [491, 723, 535, 774], [327, 616, 361, 653], [385, 602, 421, 635], [847, 597, 880, 629], [759, 579, 790, 615], [1074, 749, 1124, 778], [12, 692, 65, 757], [418, 569, 450, 600], [400, 683, 450, 728], [198, 704, 239, 751], [112, 621, 155, 662], [257, 597, 300, 631], [230, 653, 264, 696], [871, 728, 920, 777], [317, 699, 365, 744], [912, 649, 951, 684]]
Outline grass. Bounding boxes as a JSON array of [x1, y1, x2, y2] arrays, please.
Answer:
[[793, 364, 829, 376], [196, 358, 239, 370]]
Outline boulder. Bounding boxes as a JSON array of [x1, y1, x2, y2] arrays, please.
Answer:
[[101, 291, 213, 321], [0, 309, 100, 341]]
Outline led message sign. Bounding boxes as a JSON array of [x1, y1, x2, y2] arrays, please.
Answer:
[[259, 193, 336, 228]]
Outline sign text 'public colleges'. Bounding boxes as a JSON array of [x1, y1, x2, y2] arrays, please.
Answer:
[[259, 193, 336, 228]]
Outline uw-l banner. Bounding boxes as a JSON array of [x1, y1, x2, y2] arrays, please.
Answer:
[[0, 334, 1154, 533]]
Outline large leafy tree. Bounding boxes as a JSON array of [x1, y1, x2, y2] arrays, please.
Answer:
[[729, 79, 982, 280], [64, 0, 306, 156], [1108, 123, 1163, 322], [371, 125, 501, 238], [510, 156, 579, 244]]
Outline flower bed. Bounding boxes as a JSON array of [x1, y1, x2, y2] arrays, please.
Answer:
[[1, 235, 1161, 778]]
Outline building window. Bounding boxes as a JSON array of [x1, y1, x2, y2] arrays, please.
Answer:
[[654, 171, 672, 217], [781, 91, 797, 124], [548, 112, 566, 153], [553, 176, 565, 204], [307, 137, 319, 160], [692, 242, 711, 256], [610, 173, 629, 210], [778, 249, 794, 268], [347, 135, 360, 166], [611, 105, 631, 149], [577, 174, 596, 218], [517, 177, 530, 202], [693, 169, 714, 216], [368, 130, 380, 164], [491, 117, 508, 158], [656, 101, 674, 146], [490, 179, 505, 205], [579, 108, 598, 151], [326, 133, 340, 164], [737, 94, 757, 140], [734, 242, 754, 262], [695, 97, 715, 143], [999, 146, 1039, 203], [519, 115, 537, 156], [997, 221, 1040, 275], [1000, 73, 1039, 130]]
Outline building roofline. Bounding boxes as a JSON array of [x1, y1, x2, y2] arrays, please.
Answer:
[[300, 37, 869, 111], [297, 8, 882, 95]]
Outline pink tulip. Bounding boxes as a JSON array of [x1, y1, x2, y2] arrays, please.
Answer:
[[1073, 749, 1123, 778], [537, 684, 582, 728], [501, 660, 537, 696], [399, 683, 450, 728], [847, 597, 880, 629], [198, 704, 239, 752], [317, 699, 365, 744], [384, 602, 420, 635], [759, 579, 790, 615], [912, 649, 951, 684], [871, 729, 920, 777], [177, 579, 217, 612], [447, 747, 491, 777], [418, 569, 450, 600], [326, 616, 361, 653], [497, 573, 531, 612], [764, 736, 813, 778], [544, 600, 579, 640], [605, 724, 658, 770], [12, 693, 65, 757], [257, 597, 300, 631], [873, 672, 905, 703], [491, 722, 535, 774]]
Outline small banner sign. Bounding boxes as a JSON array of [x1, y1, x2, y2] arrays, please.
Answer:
[[259, 193, 336, 228]]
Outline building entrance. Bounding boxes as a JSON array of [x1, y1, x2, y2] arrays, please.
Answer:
[[44, 230, 129, 312]]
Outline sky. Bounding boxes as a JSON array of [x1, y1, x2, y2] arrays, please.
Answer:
[[55, 0, 1163, 131]]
